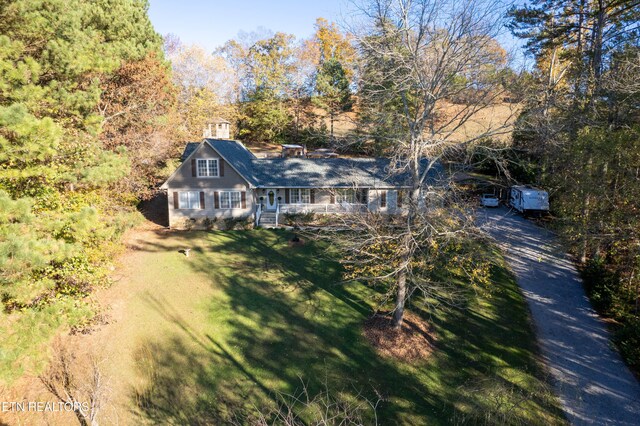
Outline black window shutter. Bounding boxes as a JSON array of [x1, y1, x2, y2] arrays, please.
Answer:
[[357, 189, 367, 204], [173, 192, 179, 209], [200, 192, 205, 209], [330, 192, 335, 204], [191, 159, 197, 177], [397, 190, 403, 207], [219, 159, 224, 176], [241, 192, 246, 208], [285, 189, 290, 204], [214, 191, 219, 209], [381, 191, 387, 208], [310, 189, 315, 204]]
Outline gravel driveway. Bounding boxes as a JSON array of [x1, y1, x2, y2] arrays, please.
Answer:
[[477, 207, 640, 425]]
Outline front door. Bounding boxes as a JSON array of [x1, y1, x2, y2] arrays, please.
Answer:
[[265, 189, 277, 211]]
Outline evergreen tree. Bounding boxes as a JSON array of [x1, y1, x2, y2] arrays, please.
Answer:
[[313, 58, 353, 141], [0, 0, 169, 376]]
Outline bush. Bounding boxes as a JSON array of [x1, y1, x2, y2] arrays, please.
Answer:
[[581, 257, 620, 314], [615, 315, 640, 370], [203, 217, 217, 230], [283, 212, 315, 226], [222, 217, 253, 230]]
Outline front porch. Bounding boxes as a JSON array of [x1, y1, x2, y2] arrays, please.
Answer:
[[254, 187, 405, 228], [255, 202, 370, 228]]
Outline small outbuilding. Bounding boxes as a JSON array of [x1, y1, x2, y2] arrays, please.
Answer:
[[203, 118, 231, 139]]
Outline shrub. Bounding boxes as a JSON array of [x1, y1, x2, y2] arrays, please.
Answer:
[[203, 217, 217, 230], [581, 257, 620, 314], [615, 315, 640, 370], [222, 217, 253, 230], [283, 212, 315, 226]]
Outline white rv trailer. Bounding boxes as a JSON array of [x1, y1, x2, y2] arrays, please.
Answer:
[[509, 185, 549, 214]]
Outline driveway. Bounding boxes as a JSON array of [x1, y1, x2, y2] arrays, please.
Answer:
[[476, 207, 640, 425]]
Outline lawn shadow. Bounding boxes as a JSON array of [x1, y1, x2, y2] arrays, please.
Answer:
[[415, 257, 567, 424], [130, 334, 264, 425], [128, 229, 566, 425]]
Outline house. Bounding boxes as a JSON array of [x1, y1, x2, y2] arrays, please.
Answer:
[[160, 138, 439, 228]]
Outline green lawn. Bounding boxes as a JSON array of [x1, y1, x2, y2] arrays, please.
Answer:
[[118, 229, 565, 425]]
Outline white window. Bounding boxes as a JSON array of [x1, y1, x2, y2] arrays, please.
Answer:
[[290, 188, 311, 204], [219, 191, 242, 209], [178, 191, 201, 209], [230, 191, 241, 208], [197, 159, 219, 177], [336, 189, 356, 204]]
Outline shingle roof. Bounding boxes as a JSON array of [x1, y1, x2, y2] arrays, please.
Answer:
[[251, 158, 406, 188], [180, 142, 200, 161], [203, 139, 441, 188], [205, 139, 259, 186]]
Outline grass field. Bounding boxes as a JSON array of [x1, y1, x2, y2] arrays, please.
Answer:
[[3, 228, 566, 425]]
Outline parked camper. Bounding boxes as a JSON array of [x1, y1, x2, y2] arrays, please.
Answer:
[[509, 186, 549, 214]]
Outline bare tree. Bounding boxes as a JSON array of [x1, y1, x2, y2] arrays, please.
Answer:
[[342, 0, 515, 327], [40, 342, 109, 426], [251, 378, 381, 426]]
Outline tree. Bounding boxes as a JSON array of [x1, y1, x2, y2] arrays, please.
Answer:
[[0, 0, 166, 372], [348, 0, 512, 328], [303, 18, 358, 145], [166, 40, 237, 139], [508, 0, 640, 369], [40, 341, 109, 426], [309, 18, 357, 80], [313, 58, 353, 141], [99, 52, 177, 197], [220, 32, 298, 142]]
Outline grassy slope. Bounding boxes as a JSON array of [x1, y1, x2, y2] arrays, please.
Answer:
[[106, 229, 564, 425], [315, 102, 518, 143]]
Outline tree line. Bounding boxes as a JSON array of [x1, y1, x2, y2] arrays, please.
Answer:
[[505, 0, 640, 369], [165, 18, 356, 148]]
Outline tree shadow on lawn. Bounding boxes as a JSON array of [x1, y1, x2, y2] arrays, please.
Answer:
[[420, 261, 567, 424], [129, 230, 565, 425]]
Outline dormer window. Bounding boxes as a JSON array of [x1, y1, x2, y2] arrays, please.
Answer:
[[197, 159, 219, 177]]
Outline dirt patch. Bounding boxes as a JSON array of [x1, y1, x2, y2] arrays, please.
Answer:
[[363, 313, 435, 362]]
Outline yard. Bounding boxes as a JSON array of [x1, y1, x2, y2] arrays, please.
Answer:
[[6, 228, 565, 425]]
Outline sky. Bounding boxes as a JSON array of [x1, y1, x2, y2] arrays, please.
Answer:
[[148, 0, 348, 52], [148, 0, 530, 67]]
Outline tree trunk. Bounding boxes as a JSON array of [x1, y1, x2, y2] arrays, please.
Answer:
[[393, 268, 407, 329], [330, 109, 334, 141], [592, 0, 606, 86], [580, 193, 591, 263]]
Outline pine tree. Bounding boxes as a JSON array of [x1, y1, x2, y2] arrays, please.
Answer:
[[313, 59, 353, 142], [0, 0, 169, 373]]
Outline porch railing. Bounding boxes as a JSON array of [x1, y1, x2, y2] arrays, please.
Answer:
[[255, 203, 262, 227], [279, 202, 369, 214], [275, 203, 280, 227]]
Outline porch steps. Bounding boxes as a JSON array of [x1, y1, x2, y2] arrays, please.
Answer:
[[258, 211, 278, 228]]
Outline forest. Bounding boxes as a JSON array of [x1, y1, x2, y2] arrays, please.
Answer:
[[0, 0, 639, 419]]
